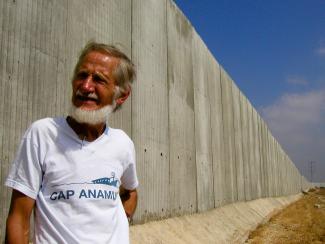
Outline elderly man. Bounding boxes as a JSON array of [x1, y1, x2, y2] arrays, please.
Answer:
[[5, 42, 138, 244]]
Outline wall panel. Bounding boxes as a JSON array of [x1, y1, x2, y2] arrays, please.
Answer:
[[252, 109, 262, 198], [0, 1, 69, 238], [260, 119, 269, 197], [241, 95, 252, 200], [167, 0, 197, 214], [207, 57, 225, 207], [192, 31, 215, 211], [220, 67, 237, 203], [131, 0, 170, 222], [247, 103, 258, 199], [270, 136, 277, 196], [232, 86, 245, 201]]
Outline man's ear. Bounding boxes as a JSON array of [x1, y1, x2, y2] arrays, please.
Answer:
[[115, 86, 131, 106]]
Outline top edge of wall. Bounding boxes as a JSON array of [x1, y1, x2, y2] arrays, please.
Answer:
[[171, 0, 220, 66]]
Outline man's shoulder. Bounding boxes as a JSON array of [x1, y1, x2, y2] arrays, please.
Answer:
[[25, 117, 65, 138], [108, 128, 134, 145], [29, 117, 63, 129]]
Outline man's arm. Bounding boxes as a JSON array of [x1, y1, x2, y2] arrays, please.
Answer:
[[120, 187, 138, 220], [6, 189, 35, 244]]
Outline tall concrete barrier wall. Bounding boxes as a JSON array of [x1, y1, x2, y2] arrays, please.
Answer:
[[0, 0, 312, 240]]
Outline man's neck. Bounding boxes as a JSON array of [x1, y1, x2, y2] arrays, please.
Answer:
[[66, 116, 106, 142]]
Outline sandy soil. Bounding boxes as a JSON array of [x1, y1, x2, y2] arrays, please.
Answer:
[[246, 188, 325, 244]]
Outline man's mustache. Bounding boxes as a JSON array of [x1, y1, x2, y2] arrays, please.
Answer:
[[76, 90, 98, 101]]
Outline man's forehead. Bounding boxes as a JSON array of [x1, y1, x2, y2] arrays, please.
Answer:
[[77, 51, 119, 72], [84, 51, 119, 63]]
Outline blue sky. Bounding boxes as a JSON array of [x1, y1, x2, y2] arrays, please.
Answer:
[[174, 0, 325, 182]]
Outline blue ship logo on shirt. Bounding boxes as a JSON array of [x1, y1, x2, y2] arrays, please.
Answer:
[[52, 171, 120, 189], [91, 172, 120, 188], [50, 172, 120, 201]]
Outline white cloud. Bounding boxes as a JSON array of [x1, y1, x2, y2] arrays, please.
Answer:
[[317, 47, 325, 56], [286, 76, 308, 85], [316, 41, 325, 56], [262, 90, 325, 129], [260, 90, 325, 182]]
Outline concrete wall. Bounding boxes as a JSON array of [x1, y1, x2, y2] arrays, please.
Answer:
[[130, 193, 302, 244], [0, 0, 312, 240]]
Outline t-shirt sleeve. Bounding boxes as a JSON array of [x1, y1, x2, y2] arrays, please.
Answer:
[[5, 136, 43, 200], [120, 142, 138, 190]]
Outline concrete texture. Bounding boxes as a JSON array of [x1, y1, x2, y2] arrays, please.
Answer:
[[232, 84, 245, 202], [130, 194, 302, 244], [131, 0, 170, 222], [248, 103, 257, 199], [220, 68, 238, 204], [167, 0, 197, 215], [206, 55, 225, 208], [0, 0, 312, 240], [192, 31, 215, 212], [0, 0, 70, 237], [241, 95, 252, 201], [252, 109, 262, 198]]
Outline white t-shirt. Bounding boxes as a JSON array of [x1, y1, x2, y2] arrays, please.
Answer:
[[5, 117, 138, 244]]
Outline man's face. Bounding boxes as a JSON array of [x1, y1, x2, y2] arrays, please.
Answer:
[[72, 51, 120, 111]]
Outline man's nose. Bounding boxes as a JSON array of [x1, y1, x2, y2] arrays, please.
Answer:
[[81, 75, 95, 92]]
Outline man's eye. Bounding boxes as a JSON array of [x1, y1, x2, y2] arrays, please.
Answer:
[[93, 74, 106, 83]]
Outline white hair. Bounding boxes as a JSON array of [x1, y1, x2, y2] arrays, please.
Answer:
[[69, 103, 115, 125]]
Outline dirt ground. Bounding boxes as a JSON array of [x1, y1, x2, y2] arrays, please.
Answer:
[[246, 188, 325, 244]]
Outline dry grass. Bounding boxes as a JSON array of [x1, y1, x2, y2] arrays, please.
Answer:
[[246, 188, 325, 244]]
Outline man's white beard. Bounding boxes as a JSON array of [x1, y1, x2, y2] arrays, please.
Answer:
[[69, 103, 115, 125]]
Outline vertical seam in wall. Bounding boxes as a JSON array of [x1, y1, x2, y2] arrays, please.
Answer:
[[209, 64, 215, 208], [31, 0, 38, 122], [0, 0, 7, 235], [63, 0, 69, 117], [260, 118, 265, 197], [264, 122, 268, 195], [251, 106, 256, 197], [239, 92, 246, 201], [52, 3, 60, 116], [219, 67, 226, 204], [261, 120, 266, 197], [166, 0, 171, 212], [231, 84, 238, 202], [13, 0, 19, 175], [258, 114, 263, 197], [192, 35, 198, 213], [130, 0, 133, 140], [259, 117, 262, 196]]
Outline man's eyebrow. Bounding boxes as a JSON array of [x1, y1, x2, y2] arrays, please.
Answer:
[[77, 68, 88, 73], [95, 71, 110, 81]]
